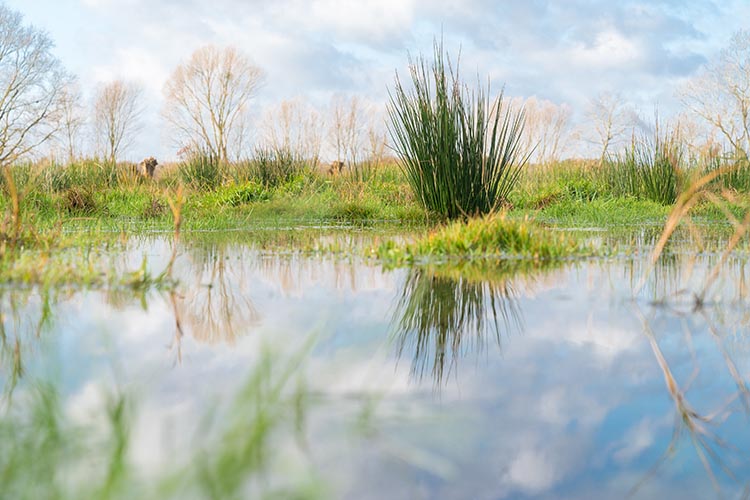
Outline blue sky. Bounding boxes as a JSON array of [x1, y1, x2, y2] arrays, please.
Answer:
[[6, 0, 750, 160]]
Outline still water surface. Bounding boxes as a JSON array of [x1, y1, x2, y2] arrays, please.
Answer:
[[2, 228, 750, 499]]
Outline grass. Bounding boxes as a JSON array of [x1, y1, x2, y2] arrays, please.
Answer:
[[174, 150, 223, 190], [387, 39, 528, 219], [379, 213, 590, 265], [605, 126, 684, 205], [1, 141, 750, 263], [250, 146, 310, 188], [4, 144, 750, 236], [703, 156, 750, 192], [532, 197, 673, 226]]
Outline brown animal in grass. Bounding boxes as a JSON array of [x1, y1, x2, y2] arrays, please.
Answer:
[[327, 160, 345, 175], [138, 157, 158, 178]]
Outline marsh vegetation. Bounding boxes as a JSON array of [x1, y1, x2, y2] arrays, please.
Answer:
[[2, 3, 750, 499]]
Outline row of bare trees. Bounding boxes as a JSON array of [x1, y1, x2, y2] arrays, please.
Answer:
[[1, 0, 749, 170], [259, 95, 388, 170]]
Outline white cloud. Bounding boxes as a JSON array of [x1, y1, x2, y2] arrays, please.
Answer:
[[504, 447, 562, 494], [568, 28, 642, 68], [612, 415, 670, 464]]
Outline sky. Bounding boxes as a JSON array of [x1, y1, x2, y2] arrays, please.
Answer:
[[5, 0, 750, 161]]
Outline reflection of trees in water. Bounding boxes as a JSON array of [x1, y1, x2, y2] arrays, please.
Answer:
[[633, 304, 750, 495], [254, 254, 378, 296], [173, 244, 260, 346], [391, 262, 554, 386]]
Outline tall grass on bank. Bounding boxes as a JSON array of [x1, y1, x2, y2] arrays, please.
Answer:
[[39, 159, 126, 191], [250, 146, 309, 188], [703, 155, 750, 192], [387, 40, 528, 219], [177, 150, 223, 189], [605, 125, 684, 205]]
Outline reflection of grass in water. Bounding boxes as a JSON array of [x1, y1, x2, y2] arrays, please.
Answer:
[[0, 346, 322, 500], [633, 305, 750, 496], [392, 261, 558, 385], [0, 289, 54, 402]]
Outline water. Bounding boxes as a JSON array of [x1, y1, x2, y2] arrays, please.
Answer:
[[2, 228, 750, 499]]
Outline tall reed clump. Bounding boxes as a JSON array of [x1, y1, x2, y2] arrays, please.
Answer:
[[178, 150, 223, 190], [387, 40, 528, 219], [250, 146, 309, 188], [605, 125, 684, 205], [703, 154, 750, 192], [39, 158, 124, 192]]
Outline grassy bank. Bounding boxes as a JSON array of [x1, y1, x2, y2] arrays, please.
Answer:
[[0, 153, 748, 288], [4, 156, 750, 234]]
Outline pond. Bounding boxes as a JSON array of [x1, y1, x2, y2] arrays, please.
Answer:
[[1, 227, 749, 499]]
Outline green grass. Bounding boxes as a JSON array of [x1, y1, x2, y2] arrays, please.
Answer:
[[532, 197, 672, 226], [3, 147, 750, 239], [703, 156, 750, 192], [604, 127, 684, 205], [249, 146, 311, 188], [175, 151, 223, 190], [387, 39, 528, 219], [379, 213, 589, 264]]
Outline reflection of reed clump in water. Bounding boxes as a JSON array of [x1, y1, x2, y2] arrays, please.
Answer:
[[392, 263, 530, 386]]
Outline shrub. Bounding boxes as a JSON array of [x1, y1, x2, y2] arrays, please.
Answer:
[[214, 181, 269, 206], [64, 186, 97, 215], [387, 40, 529, 219]]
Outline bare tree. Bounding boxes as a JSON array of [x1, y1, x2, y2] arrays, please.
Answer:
[[365, 117, 388, 166], [57, 80, 85, 162], [585, 92, 637, 164], [328, 94, 364, 167], [0, 5, 70, 167], [163, 45, 264, 163], [511, 96, 572, 166], [260, 98, 323, 164], [93, 80, 142, 164], [674, 112, 723, 166], [681, 30, 750, 162]]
